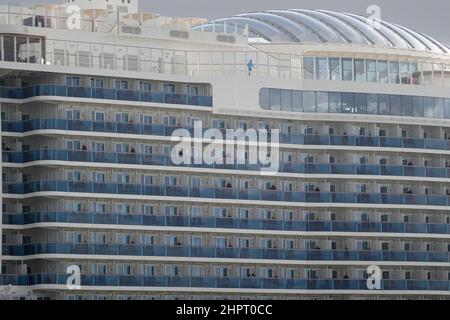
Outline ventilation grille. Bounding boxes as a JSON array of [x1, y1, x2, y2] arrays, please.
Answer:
[[170, 30, 189, 39], [217, 34, 236, 43]]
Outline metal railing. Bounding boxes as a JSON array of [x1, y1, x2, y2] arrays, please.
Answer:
[[1, 274, 449, 291], [0, 85, 213, 107], [3, 212, 450, 235], [3, 243, 450, 263], [3, 119, 450, 153], [4, 180, 450, 207], [3, 149, 450, 180], [0, 5, 211, 33], [0, 34, 301, 78]]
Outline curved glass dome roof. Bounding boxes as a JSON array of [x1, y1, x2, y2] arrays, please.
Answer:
[[197, 9, 450, 54]]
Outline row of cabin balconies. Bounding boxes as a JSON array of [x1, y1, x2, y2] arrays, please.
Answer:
[[3, 229, 450, 253], [4, 199, 450, 224], [3, 260, 449, 283], [0, 74, 212, 98], [3, 100, 450, 140], [4, 167, 450, 197], [3, 137, 450, 170]]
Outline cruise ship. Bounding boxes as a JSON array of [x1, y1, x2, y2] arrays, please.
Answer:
[[1, 0, 450, 300]]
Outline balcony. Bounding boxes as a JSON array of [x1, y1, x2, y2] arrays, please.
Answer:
[[3, 119, 450, 154], [1, 274, 449, 291], [4, 149, 450, 180], [0, 85, 213, 107], [3, 243, 450, 264], [3, 180, 450, 208], [4, 212, 450, 236]]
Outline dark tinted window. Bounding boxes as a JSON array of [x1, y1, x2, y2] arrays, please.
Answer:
[[259, 88, 449, 120]]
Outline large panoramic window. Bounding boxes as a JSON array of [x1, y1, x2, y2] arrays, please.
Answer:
[[354, 93, 367, 114], [445, 99, 450, 118], [342, 93, 355, 113], [280, 90, 292, 111], [292, 90, 302, 112], [400, 62, 411, 84], [389, 61, 400, 84], [3, 36, 15, 62], [366, 60, 377, 82], [367, 94, 378, 114], [424, 97, 434, 118], [316, 91, 329, 113], [301, 56, 449, 88], [379, 95, 390, 115], [413, 96, 424, 117], [303, 91, 316, 112], [269, 88, 281, 110], [354, 59, 366, 82], [259, 88, 450, 119], [342, 58, 353, 81], [329, 58, 340, 80], [315, 58, 328, 80], [303, 57, 314, 80], [401, 95, 413, 116], [259, 87, 270, 109], [390, 95, 402, 116], [329, 92, 342, 113], [434, 98, 444, 118], [378, 60, 388, 83]]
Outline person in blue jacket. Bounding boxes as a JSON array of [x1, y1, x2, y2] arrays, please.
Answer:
[[247, 59, 255, 76]]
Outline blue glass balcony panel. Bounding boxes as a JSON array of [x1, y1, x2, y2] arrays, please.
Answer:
[[4, 243, 450, 264], [5, 181, 450, 208], [1, 274, 450, 291], [0, 85, 212, 107]]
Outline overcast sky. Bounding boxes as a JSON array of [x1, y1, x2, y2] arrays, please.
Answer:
[[8, 0, 450, 44]]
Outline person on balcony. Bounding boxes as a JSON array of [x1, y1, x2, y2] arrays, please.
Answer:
[[247, 59, 255, 76]]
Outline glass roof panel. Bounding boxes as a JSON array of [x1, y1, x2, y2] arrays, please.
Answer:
[[269, 10, 345, 43], [319, 10, 389, 46], [202, 9, 450, 54], [238, 12, 319, 42]]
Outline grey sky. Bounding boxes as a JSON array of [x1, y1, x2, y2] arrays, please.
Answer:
[[8, 0, 450, 44]]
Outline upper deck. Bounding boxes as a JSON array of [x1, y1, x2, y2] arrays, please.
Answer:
[[2, 3, 450, 122]]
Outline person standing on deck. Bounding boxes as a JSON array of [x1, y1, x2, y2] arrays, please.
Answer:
[[247, 59, 255, 76]]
